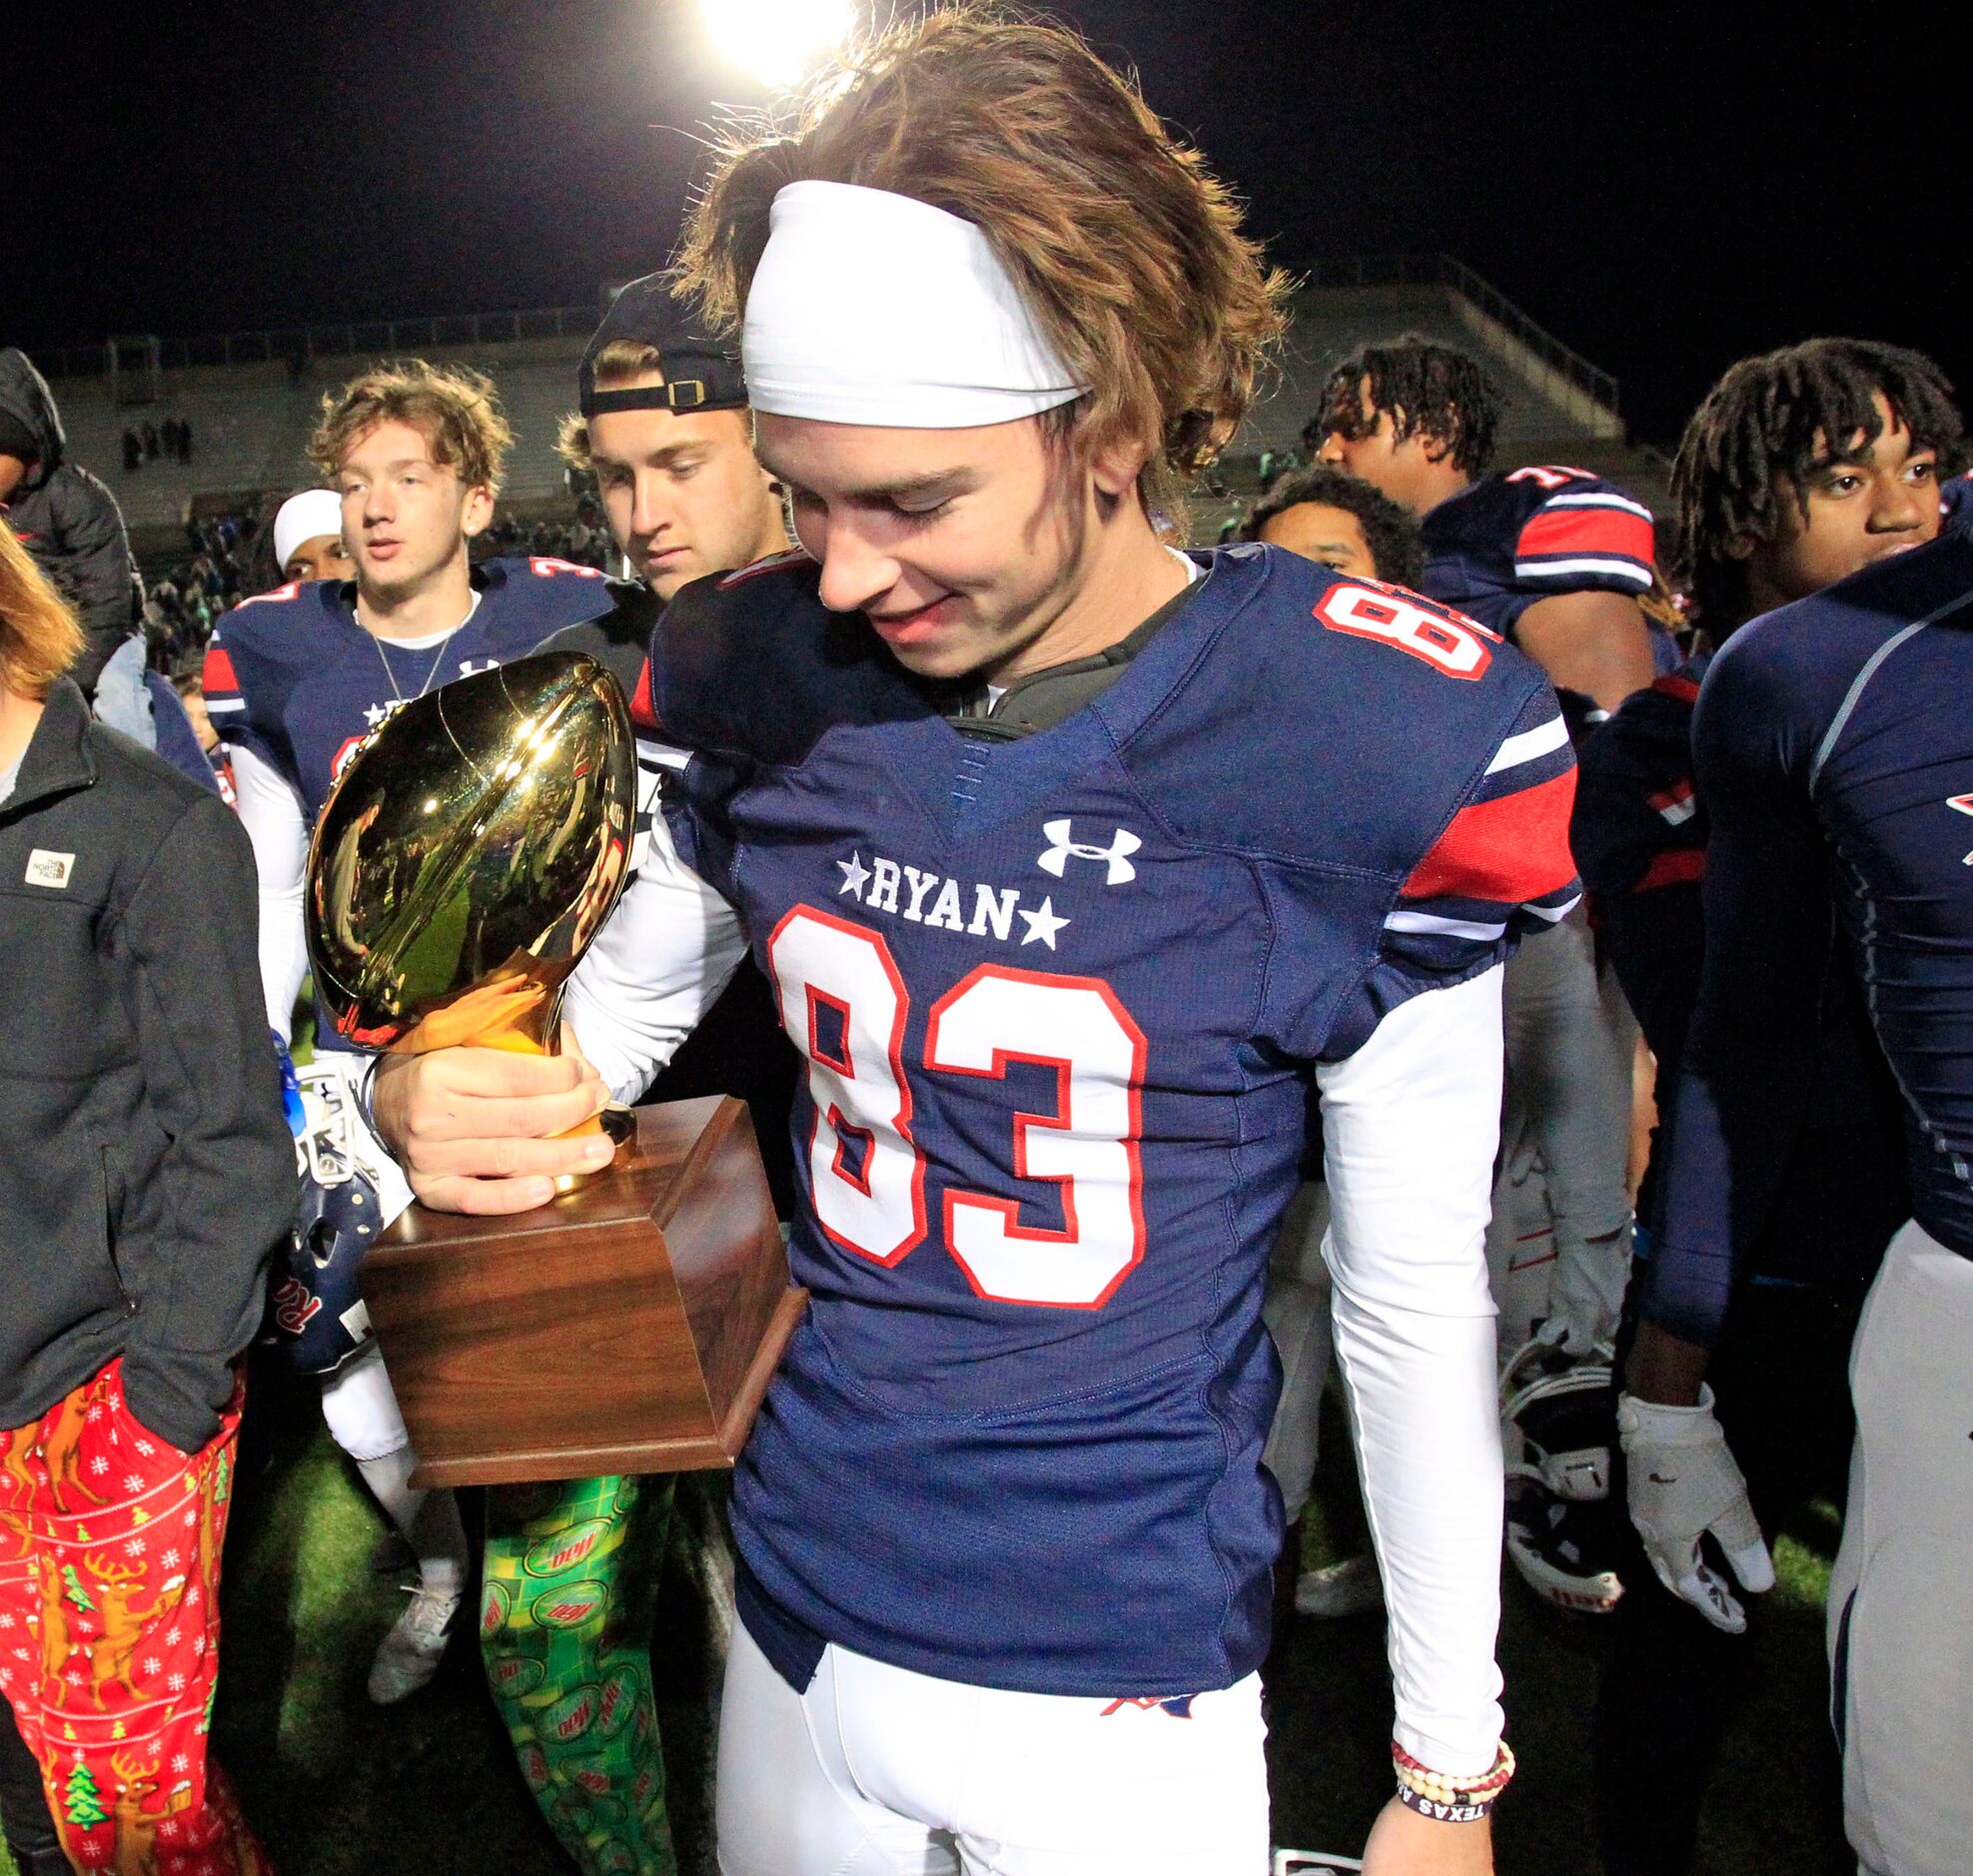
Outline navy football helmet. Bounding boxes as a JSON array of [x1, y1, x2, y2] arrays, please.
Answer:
[[270, 1062, 395, 1375], [1499, 1335, 1626, 1615]]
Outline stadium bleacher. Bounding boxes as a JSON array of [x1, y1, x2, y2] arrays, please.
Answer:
[[32, 259, 1672, 558]]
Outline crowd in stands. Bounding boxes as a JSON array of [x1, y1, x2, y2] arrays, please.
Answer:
[[119, 416, 196, 472], [133, 502, 616, 679]]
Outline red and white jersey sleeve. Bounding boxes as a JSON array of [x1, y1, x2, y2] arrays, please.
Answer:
[[1373, 684, 1581, 994], [1508, 469, 1656, 597]]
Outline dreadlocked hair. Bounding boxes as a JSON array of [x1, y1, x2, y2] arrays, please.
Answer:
[[1304, 335, 1499, 475], [1673, 337, 1965, 631], [1238, 464, 1426, 588], [675, 4, 1289, 523]]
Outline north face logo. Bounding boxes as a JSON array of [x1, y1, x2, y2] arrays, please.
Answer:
[[25, 849, 74, 888], [1037, 819, 1140, 885]]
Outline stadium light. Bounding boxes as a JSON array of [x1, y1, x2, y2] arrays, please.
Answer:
[[698, 0, 857, 89]]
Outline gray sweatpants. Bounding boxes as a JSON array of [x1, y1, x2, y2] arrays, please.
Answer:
[[1828, 1219, 1973, 1876]]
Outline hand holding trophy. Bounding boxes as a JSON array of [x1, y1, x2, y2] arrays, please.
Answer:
[[307, 652, 803, 1486]]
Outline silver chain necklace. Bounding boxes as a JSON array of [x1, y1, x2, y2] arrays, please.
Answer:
[[363, 591, 481, 703]]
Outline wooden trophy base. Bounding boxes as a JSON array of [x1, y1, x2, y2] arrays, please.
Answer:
[[359, 1096, 806, 1487]]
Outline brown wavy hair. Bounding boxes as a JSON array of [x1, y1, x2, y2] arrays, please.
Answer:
[[308, 359, 512, 495], [0, 524, 84, 700], [676, 5, 1288, 519]]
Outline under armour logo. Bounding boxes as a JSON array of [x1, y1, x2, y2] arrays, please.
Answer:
[[457, 657, 500, 678], [1037, 819, 1141, 884], [1950, 793, 1973, 864]]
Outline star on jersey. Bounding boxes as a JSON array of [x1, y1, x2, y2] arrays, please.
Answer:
[[1950, 792, 1973, 864], [833, 849, 1071, 949], [1016, 896, 1070, 949]]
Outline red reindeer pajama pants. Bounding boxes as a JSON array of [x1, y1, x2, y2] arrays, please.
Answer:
[[0, 1359, 268, 1874]]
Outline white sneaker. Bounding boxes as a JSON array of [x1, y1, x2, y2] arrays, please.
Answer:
[[367, 1581, 463, 1704], [1294, 1554, 1384, 1619]]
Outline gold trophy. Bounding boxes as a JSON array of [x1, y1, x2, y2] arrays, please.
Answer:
[[306, 650, 804, 1487], [308, 650, 635, 1076]]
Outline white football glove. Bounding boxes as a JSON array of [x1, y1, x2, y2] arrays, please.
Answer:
[[1617, 1387, 1774, 1633]]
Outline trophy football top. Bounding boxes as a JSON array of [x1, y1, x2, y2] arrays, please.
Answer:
[[306, 651, 637, 1054]]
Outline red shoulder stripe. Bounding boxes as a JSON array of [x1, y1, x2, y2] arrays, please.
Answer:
[[202, 645, 239, 695], [1634, 848, 1705, 893], [1403, 768, 1579, 903], [1650, 673, 1701, 703], [1515, 507, 1655, 565], [628, 656, 662, 733]]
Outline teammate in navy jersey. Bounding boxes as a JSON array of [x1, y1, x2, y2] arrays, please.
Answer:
[[1309, 336, 1663, 716], [376, 18, 1572, 1873], [1579, 337, 1960, 1876], [203, 361, 636, 1720], [1312, 339, 1641, 1373], [1617, 520, 1973, 1876], [1236, 468, 1425, 1624], [557, 272, 802, 1220]]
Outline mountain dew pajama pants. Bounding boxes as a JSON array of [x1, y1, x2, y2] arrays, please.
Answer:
[[0, 1358, 268, 1875], [481, 1472, 676, 1876]]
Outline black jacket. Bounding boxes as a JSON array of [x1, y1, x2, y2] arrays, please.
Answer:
[[0, 351, 143, 695], [0, 679, 293, 1449]]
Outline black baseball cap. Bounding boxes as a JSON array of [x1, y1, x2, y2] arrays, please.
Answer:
[[577, 272, 748, 420]]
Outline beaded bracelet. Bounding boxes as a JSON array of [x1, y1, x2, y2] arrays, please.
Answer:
[[1391, 1740, 1514, 1822]]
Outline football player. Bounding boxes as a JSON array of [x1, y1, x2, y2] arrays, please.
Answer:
[[556, 273, 787, 599], [1237, 463, 1425, 587], [1313, 340, 1640, 1369], [1587, 339, 1961, 1875], [270, 486, 357, 585], [203, 361, 629, 1709], [473, 287, 795, 1876], [1237, 468, 1424, 1622], [1619, 483, 1973, 1876], [371, 15, 1578, 1873], [1308, 338, 1661, 714]]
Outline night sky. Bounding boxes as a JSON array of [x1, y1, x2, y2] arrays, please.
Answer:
[[8, 2, 1967, 447]]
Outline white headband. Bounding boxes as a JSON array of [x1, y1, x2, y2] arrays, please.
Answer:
[[274, 488, 346, 571], [742, 181, 1087, 429]]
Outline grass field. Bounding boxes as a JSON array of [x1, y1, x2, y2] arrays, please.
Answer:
[[0, 1373, 1855, 1875]]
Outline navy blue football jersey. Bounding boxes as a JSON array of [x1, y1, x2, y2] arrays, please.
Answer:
[[1577, 655, 1906, 1300], [1944, 466, 1973, 534], [643, 543, 1579, 1697], [203, 555, 624, 823], [1573, 658, 1709, 1073], [1421, 466, 1675, 671], [1645, 529, 1973, 1347]]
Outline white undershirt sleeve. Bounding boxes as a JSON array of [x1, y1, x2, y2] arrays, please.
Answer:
[[229, 741, 312, 1044], [562, 810, 750, 1104], [1317, 964, 1506, 1777]]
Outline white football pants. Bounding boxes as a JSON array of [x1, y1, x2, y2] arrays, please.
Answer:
[[715, 1617, 1270, 1875], [1827, 1220, 1973, 1876]]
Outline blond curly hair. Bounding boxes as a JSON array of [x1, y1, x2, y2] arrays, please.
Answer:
[[308, 359, 512, 495]]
